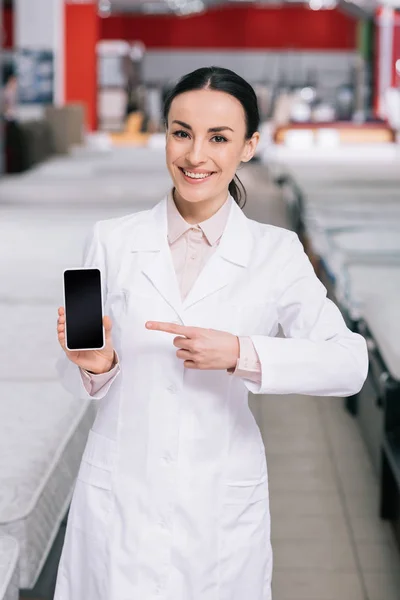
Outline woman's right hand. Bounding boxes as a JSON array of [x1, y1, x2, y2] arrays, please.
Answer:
[[57, 306, 116, 374]]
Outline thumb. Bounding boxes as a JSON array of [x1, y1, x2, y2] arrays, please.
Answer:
[[103, 315, 113, 339]]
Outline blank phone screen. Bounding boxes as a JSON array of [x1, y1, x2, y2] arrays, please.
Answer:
[[64, 268, 104, 350]]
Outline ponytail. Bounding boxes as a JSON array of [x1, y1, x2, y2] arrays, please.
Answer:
[[229, 174, 247, 209]]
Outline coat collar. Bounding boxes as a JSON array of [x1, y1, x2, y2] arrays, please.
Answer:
[[166, 188, 231, 247], [130, 193, 253, 265], [129, 193, 254, 319]]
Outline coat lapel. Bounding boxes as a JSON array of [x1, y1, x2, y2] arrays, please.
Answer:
[[183, 198, 254, 310], [129, 196, 184, 320], [129, 194, 254, 318]]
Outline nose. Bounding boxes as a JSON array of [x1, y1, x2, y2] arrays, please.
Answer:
[[186, 138, 207, 165]]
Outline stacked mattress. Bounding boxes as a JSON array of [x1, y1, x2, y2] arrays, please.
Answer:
[[0, 537, 19, 600], [271, 148, 400, 490], [0, 382, 96, 588], [274, 155, 400, 324], [321, 228, 400, 313], [0, 145, 170, 207], [339, 264, 400, 322]]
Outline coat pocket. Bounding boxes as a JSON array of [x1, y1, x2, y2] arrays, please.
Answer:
[[59, 431, 117, 599], [69, 430, 117, 536], [222, 473, 269, 504], [218, 475, 271, 600]]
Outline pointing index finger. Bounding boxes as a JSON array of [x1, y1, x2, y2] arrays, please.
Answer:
[[145, 321, 195, 337]]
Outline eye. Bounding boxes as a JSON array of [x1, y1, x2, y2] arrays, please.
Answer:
[[172, 130, 190, 139], [212, 135, 228, 143]]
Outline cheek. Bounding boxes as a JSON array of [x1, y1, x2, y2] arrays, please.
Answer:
[[216, 146, 242, 173], [166, 137, 181, 161]]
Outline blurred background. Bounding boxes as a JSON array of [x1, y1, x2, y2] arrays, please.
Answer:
[[1, 0, 400, 599]]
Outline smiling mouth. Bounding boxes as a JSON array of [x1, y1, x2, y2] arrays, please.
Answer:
[[179, 167, 216, 180]]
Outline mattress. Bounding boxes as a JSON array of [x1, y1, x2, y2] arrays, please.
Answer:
[[283, 158, 400, 187], [303, 188, 400, 203], [305, 201, 400, 223], [16, 145, 168, 178], [340, 264, 400, 321], [0, 382, 96, 588], [0, 537, 19, 600], [304, 213, 400, 262], [362, 295, 400, 381], [0, 173, 170, 206], [318, 229, 400, 307], [328, 228, 400, 261], [0, 146, 170, 206]]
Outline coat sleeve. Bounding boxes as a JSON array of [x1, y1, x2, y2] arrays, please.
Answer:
[[55, 221, 121, 401], [243, 232, 368, 396]]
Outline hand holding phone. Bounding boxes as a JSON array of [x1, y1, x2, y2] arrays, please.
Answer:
[[57, 307, 116, 374], [58, 267, 116, 374]]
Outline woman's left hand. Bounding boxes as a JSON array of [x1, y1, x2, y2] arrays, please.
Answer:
[[145, 321, 239, 370]]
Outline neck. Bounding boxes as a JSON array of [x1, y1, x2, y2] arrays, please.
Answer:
[[172, 188, 229, 224]]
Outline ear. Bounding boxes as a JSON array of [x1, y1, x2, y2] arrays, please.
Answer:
[[240, 132, 260, 163]]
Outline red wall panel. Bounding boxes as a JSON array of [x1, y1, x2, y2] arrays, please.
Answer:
[[64, 3, 99, 131], [392, 10, 400, 87], [2, 7, 14, 49], [99, 5, 357, 50]]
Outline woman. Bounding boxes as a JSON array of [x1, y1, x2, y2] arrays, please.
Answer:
[[54, 66, 368, 600]]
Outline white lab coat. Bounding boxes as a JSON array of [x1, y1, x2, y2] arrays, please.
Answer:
[[53, 194, 368, 600]]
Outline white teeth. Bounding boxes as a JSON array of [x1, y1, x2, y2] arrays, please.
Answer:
[[182, 169, 212, 179]]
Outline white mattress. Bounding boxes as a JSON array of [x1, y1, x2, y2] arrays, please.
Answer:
[[340, 264, 400, 321], [303, 200, 400, 248], [0, 537, 19, 600], [314, 229, 400, 309], [0, 147, 170, 207], [362, 295, 400, 381], [0, 174, 170, 206], [34, 145, 167, 178], [329, 228, 400, 259], [0, 383, 96, 588], [305, 216, 400, 260], [303, 188, 400, 202], [305, 202, 400, 223], [281, 153, 400, 183], [322, 227, 400, 271], [268, 142, 400, 169]]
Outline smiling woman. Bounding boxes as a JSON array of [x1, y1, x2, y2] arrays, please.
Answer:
[[54, 65, 368, 600], [163, 66, 260, 218]]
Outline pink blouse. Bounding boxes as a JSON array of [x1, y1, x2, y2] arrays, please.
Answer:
[[80, 190, 262, 395]]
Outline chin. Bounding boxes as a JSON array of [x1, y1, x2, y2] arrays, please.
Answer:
[[174, 187, 206, 203]]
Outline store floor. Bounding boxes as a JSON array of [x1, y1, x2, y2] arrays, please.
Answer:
[[1, 148, 399, 600]]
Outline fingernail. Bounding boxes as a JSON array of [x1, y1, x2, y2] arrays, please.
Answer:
[[146, 322, 152, 328]]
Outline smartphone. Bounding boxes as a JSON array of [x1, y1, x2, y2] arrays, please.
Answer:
[[63, 267, 105, 351]]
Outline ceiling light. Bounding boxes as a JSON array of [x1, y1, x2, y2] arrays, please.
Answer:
[[300, 87, 316, 102], [309, 0, 323, 9], [98, 0, 111, 17]]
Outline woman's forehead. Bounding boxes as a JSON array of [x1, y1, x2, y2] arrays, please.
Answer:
[[169, 89, 245, 127]]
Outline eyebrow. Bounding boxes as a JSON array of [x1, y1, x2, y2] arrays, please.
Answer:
[[172, 120, 234, 133]]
